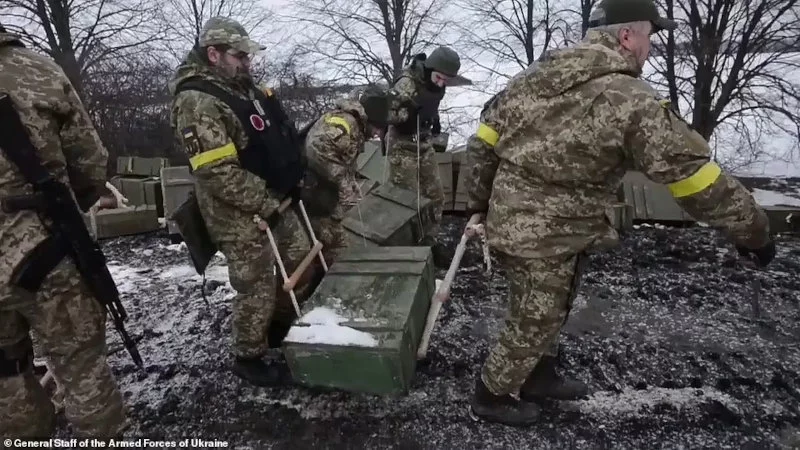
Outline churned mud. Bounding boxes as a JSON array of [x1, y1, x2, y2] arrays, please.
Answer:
[[51, 215, 800, 449]]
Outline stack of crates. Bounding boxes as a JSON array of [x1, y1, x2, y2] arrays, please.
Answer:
[[85, 156, 168, 239], [111, 156, 169, 216]]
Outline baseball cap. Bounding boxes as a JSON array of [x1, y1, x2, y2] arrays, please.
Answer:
[[198, 16, 265, 54], [589, 0, 678, 33]]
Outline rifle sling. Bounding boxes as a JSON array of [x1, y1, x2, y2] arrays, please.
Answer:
[[10, 234, 68, 293]]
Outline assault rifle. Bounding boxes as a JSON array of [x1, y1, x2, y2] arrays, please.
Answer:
[[0, 93, 143, 369]]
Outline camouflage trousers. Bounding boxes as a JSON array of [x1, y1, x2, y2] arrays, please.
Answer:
[[218, 209, 313, 358], [481, 251, 587, 396], [387, 139, 445, 240], [0, 258, 127, 438]]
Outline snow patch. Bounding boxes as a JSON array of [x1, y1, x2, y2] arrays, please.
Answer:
[[158, 263, 229, 282], [163, 242, 187, 252], [285, 306, 378, 347], [752, 188, 800, 207], [573, 386, 740, 419], [108, 264, 148, 294]]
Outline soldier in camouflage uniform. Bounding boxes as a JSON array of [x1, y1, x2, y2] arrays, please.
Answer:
[[303, 87, 413, 263], [168, 17, 311, 386], [0, 25, 128, 437], [464, 0, 776, 426], [387, 46, 462, 265]]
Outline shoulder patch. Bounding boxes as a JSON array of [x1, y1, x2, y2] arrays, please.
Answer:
[[181, 125, 203, 155], [324, 115, 351, 139]]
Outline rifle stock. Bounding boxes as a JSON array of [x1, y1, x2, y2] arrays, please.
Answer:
[[0, 93, 143, 369]]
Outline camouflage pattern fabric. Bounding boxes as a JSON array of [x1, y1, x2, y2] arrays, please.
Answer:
[[465, 30, 770, 260], [0, 260, 127, 438], [304, 98, 372, 262], [198, 16, 264, 54], [168, 38, 311, 358], [219, 213, 309, 357], [386, 147, 445, 240], [0, 30, 126, 437], [386, 65, 446, 240], [468, 29, 771, 396], [480, 252, 582, 396]]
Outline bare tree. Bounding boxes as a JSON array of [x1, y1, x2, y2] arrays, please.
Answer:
[[160, 0, 277, 62], [647, 0, 800, 168], [250, 51, 358, 127], [455, 0, 573, 76], [285, 0, 449, 85], [81, 51, 178, 169], [1, 0, 163, 100]]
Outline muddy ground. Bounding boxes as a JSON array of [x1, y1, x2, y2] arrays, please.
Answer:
[[52, 215, 800, 449]]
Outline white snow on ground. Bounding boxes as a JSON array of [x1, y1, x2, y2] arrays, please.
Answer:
[[158, 263, 229, 282], [285, 306, 378, 347], [570, 386, 740, 419], [752, 188, 800, 207], [107, 264, 150, 294]]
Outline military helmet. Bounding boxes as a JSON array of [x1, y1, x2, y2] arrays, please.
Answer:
[[423, 46, 461, 77], [199, 16, 265, 54], [356, 86, 411, 127]]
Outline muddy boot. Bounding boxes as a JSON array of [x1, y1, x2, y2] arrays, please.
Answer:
[[520, 355, 588, 401], [231, 355, 292, 387], [470, 378, 541, 426]]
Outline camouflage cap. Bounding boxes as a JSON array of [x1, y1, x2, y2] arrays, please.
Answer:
[[589, 0, 677, 33], [199, 16, 265, 54]]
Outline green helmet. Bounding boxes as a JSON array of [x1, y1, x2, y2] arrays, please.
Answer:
[[423, 46, 461, 77]]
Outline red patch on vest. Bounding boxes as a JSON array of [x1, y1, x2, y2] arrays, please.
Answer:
[[250, 114, 265, 131]]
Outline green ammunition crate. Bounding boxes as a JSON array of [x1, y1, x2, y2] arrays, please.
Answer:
[[90, 205, 160, 239], [282, 246, 435, 396], [143, 178, 164, 216], [342, 183, 435, 248], [119, 177, 146, 206], [436, 151, 454, 212]]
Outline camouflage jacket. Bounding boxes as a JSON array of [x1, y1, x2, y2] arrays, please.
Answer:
[[0, 32, 111, 292], [387, 58, 445, 149], [465, 30, 770, 259], [303, 98, 370, 221], [168, 49, 285, 244]]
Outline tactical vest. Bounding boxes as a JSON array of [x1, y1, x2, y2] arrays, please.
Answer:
[[174, 78, 305, 196], [393, 65, 445, 136]]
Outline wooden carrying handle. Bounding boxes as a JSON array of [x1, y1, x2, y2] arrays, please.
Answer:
[[282, 241, 324, 292]]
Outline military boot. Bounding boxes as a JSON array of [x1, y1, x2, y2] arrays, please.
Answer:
[[519, 355, 588, 401], [231, 355, 292, 387], [470, 377, 541, 426]]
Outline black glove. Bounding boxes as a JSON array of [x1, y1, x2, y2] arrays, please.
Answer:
[[431, 117, 441, 135], [736, 239, 776, 268]]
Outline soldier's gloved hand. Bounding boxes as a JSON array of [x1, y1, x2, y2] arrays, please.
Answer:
[[735, 239, 776, 268], [431, 117, 442, 135], [465, 211, 485, 237]]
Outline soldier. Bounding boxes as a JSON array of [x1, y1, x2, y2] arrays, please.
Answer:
[[303, 87, 413, 263], [386, 46, 462, 265], [464, 0, 776, 426], [0, 25, 128, 437], [168, 16, 310, 386]]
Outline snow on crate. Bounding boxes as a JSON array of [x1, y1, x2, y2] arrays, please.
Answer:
[[284, 306, 378, 347]]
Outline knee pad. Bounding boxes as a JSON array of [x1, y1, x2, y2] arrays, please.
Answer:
[[0, 337, 34, 378]]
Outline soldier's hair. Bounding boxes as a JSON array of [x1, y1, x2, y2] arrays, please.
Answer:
[[198, 43, 232, 64], [589, 21, 651, 39]]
